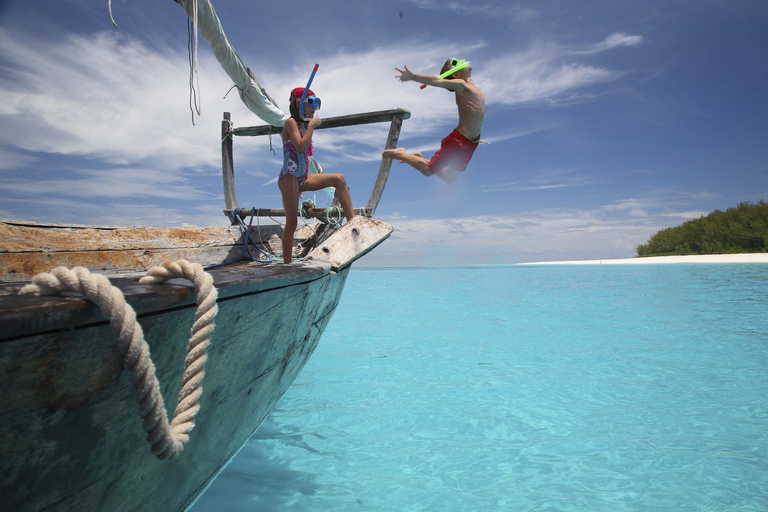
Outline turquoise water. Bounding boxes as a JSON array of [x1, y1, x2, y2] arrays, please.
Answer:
[[190, 265, 768, 511]]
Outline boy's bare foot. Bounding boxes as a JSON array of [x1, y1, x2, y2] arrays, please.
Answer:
[[382, 148, 406, 161]]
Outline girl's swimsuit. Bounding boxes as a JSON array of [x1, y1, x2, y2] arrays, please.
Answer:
[[279, 139, 313, 188], [427, 129, 479, 175]]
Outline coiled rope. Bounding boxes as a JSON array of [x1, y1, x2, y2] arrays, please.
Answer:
[[18, 260, 218, 460], [325, 205, 343, 226], [300, 200, 343, 227], [204, 208, 273, 270]]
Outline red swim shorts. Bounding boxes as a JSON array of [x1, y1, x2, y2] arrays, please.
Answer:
[[427, 129, 479, 175]]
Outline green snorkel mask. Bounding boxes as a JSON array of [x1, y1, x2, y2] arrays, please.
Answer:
[[444, 58, 469, 76], [420, 58, 469, 89]]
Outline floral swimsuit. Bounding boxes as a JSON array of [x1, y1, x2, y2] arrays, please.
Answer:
[[278, 139, 313, 188]]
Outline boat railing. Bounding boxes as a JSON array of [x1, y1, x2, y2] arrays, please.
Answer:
[[221, 108, 411, 224]]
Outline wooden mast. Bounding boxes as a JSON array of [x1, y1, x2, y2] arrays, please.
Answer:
[[221, 112, 237, 214]]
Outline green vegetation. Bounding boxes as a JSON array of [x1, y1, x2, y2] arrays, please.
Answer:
[[636, 200, 768, 257]]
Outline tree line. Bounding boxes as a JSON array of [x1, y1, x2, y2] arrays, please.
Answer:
[[636, 200, 768, 257]]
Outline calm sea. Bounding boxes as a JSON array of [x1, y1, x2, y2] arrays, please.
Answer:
[[190, 264, 768, 511]]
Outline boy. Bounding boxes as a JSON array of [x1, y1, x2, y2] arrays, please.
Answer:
[[383, 58, 485, 183]]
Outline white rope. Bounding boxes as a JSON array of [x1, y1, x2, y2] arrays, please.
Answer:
[[191, 0, 201, 117], [18, 259, 218, 460], [108, 0, 118, 27], [107, 0, 126, 28], [175, 0, 289, 126]]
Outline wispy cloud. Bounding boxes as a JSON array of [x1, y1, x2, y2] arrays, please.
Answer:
[[0, 147, 36, 170], [406, 0, 538, 22], [600, 189, 720, 218], [1, 166, 215, 199], [480, 126, 554, 144], [368, 192, 705, 265], [480, 167, 591, 193], [0, 194, 224, 227], [578, 33, 644, 54], [481, 53, 616, 106], [0, 27, 246, 169], [479, 31, 641, 106], [0, 22, 639, 174]]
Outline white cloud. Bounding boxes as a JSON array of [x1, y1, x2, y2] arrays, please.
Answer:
[[595, 33, 644, 52], [481, 49, 616, 106], [478, 31, 642, 106], [0, 28, 252, 169], [0, 194, 225, 227], [562, 32, 645, 56], [0, 147, 37, 170], [480, 127, 553, 144], [365, 195, 700, 265], [406, 0, 538, 22], [0, 24, 637, 178], [480, 167, 591, 193], [1, 166, 214, 200]]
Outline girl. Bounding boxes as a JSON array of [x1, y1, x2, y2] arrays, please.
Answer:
[[278, 87, 355, 263]]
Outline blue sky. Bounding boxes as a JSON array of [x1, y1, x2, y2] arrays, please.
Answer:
[[1, 1, 766, 265]]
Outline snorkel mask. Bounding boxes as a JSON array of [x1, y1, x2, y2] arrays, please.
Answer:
[[420, 58, 470, 89], [306, 95, 321, 110], [445, 58, 469, 75]]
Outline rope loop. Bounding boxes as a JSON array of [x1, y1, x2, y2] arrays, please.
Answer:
[[326, 205, 343, 226], [18, 259, 218, 460], [300, 199, 315, 218]]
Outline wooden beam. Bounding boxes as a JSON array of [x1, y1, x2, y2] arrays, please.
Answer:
[[231, 109, 411, 137], [225, 207, 373, 220]]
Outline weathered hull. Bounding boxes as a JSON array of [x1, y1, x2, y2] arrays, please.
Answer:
[[0, 216, 393, 511], [0, 261, 348, 511]]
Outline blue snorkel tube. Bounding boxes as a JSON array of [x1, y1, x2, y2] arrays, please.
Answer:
[[299, 63, 320, 121]]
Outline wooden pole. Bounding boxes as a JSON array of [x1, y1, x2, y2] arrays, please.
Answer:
[[366, 113, 404, 216], [221, 112, 238, 221]]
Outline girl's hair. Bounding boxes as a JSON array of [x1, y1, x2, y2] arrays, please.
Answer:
[[288, 96, 308, 127]]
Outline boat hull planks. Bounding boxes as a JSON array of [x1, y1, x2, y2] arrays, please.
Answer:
[[0, 260, 348, 511]]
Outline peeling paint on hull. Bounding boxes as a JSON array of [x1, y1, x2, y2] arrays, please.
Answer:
[[0, 218, 392, 511]]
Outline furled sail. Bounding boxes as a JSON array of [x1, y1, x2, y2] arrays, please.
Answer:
[[173, 0, 289, 127]]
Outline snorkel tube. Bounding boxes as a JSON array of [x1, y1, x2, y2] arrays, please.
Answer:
[[299, 63, 320, 121], [420, 58, 469, 89]]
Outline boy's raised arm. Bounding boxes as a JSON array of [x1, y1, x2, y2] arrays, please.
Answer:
[[395, 66, 464, 91]]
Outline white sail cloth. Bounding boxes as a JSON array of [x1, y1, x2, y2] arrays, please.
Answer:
[[175, 0, 289, 127]]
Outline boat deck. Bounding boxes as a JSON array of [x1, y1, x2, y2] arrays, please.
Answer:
[[0, 260, 330, 342]]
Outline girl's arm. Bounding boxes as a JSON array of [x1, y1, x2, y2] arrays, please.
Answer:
[[283, 117, 321, 153]]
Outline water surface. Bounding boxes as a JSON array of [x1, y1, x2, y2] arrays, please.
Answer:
[[191, 264, 768, 511]]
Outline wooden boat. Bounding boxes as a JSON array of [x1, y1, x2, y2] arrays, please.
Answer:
[[0, 0, 411, 505], [0, 104, 408, 511]]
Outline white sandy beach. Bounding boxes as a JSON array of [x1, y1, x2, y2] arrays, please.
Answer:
[[520, 253, 768, 265]]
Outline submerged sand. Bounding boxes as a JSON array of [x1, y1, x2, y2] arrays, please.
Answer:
[[520, 253, 768, 265]]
